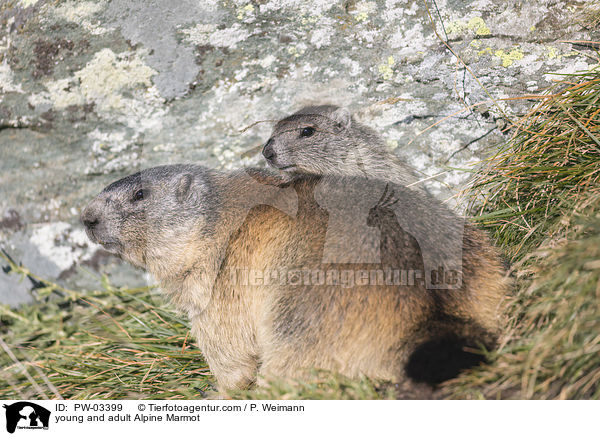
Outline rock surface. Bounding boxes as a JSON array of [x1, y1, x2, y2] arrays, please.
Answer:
[[0, 0, 598, 304]]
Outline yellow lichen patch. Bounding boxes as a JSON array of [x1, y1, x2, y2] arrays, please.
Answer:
[[301, 14, 320, 26], [236, 4, 254, 20], [19, 0, 39, 7], [447, 17, 491, 36], [50, 1, 109, 35], [76, 49, 155, 110], [547, 46, 558, 59], [0, 62, 24, 94], [352, 1, 376, 22], [467, 17, 491, 36], [42, 49, 157, 112], [45, 78, 85, 108], [494, 48, 524, 67], [386, 139, 399, 150], [446, 20, 467, 36], [378, 56, 395, 80], [287, 46, 305, 58]]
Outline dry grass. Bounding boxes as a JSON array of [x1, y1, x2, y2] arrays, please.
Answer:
[[466, 68, 600, 261], [446, 67, 600, 399], [0, 252, 213, 400]]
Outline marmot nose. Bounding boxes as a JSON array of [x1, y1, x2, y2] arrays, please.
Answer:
[[262, 139, 276, 161], [80, 208, 100, 230]]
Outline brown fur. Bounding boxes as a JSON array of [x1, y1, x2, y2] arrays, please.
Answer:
[[81, 165, 507, 392], [264, 105, 508, 351]]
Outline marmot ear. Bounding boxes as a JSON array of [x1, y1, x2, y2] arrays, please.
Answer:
[[331, 107, 352, 130], [176, 173, 193, 202]]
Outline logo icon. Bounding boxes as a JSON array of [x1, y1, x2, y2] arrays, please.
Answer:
[[3, 402, 50, 434]]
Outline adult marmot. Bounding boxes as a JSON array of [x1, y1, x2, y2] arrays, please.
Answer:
[[81, 164, 506, 392]]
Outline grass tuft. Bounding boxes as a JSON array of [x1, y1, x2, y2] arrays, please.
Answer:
[[448, 68, 600, 399], [466, 67, 600, 262], [232, 371, 398, 400], [0, 252, 213, 400]]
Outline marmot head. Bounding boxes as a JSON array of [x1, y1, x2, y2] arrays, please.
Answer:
[[262, 105, 379, 176], [80, 165, 217, 272]]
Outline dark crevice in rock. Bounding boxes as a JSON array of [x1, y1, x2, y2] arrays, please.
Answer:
[[445, 126, 498, 163]]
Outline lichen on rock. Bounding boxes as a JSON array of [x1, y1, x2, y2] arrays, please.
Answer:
[[0, 0, 598, 298]]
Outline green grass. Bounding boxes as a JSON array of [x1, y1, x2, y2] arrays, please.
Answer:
[[446, 68, 600, 399], [446, 193, 600, 399], [466, 68, 600, 262], [0, 253, 213, 400], [233, 371, 399, 400]]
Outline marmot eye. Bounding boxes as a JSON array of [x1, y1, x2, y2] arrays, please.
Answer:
[[133, 189, 145, 202], [300, 127, 315, 138]]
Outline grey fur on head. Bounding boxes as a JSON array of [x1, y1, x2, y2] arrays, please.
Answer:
[[262, 105, 425, 192], [80, 164, 218, 269]]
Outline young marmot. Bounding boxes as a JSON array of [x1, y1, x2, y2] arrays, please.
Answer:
[[262, 105, 507, 359], [262, 105, 427, 193], [81, 164, 506, 392]]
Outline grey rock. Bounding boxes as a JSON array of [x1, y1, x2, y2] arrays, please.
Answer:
[[0, 270, 34, 307], [0, 0, 598, 303]]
